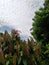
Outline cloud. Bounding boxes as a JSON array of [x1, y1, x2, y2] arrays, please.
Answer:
[[0, 0, 44, 36]]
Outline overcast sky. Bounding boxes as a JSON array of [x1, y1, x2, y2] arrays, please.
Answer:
[[0, 0, 44, 36]]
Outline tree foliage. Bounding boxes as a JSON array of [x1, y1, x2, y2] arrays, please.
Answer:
[[31, 0, 49, 65], [31, 0, 49, 44]]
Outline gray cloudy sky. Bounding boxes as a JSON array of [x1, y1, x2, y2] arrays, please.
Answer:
[[0, 0, 44, 36]]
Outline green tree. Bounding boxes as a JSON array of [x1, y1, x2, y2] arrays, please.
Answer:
[[31, 0, 49, 65], [31, 0, 49, 45]]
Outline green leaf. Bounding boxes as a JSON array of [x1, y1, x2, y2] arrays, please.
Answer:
[[18, 57, 21, 65], [23, 60, 27, 65]]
